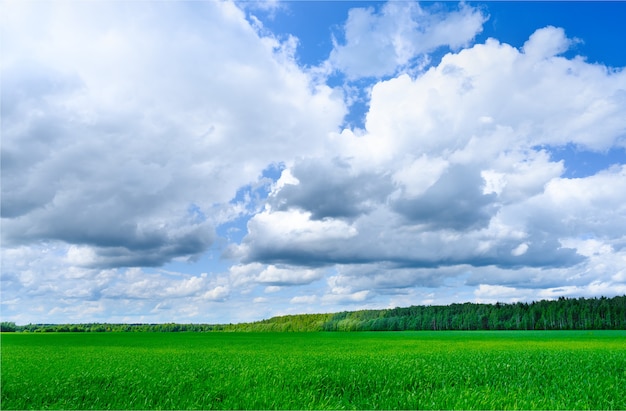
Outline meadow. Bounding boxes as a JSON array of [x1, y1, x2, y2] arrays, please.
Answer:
[[1, 331, 625, 410]]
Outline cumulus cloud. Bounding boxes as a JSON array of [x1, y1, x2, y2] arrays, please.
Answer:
[[392, 164, 497, 230], [290, 295, 318, 304], [522, 25, 573, 60], [0, 242, 230, 323], [524, 165, 626, 239], [269, 157, 392, 220], [1, 1, 346, 268], [237, 25, 626, 302], [229, 262, 326, 287], [232, 209, 359, 266], [328, 2, 486, 79]]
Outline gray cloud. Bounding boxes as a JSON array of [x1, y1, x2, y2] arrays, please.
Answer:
[[392, 164, 497, 230], [1, 1, 345, 269], [236, 24, 625, 283], [238, 204, 583, 271], [270, 157, 392, 220]]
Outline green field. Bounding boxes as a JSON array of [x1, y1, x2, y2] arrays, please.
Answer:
[[1, 331, 625, 410]]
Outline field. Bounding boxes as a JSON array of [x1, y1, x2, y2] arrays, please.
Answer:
[[1, 331, 625, 410]]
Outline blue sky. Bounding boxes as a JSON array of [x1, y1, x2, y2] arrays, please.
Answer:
[[1, 1, 625, 324]]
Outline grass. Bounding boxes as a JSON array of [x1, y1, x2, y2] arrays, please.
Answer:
[[1, 330, 625, 409]]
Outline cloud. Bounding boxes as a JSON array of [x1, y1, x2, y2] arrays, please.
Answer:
[[522, 26, 573, 60], [392, 164, 497, 230], [322, 289, 371, 305], [529, 165, 626, 238], [0, 242, 231, 323], [240, 205, 583, 271], [229, 262, 326, 287], [328, 2, 486, 79], [327, 263, 460, 294], [1, 1, 346, 268], [290, 295, 318, 304], [232, 209, 359, 266], [269, 157, 393, 220], [257, 265, 325, 286], [474, 284, 528, 303], [238, 26, 626, 294]]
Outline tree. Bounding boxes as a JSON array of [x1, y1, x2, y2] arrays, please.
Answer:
[[1, 322, 17, 332]]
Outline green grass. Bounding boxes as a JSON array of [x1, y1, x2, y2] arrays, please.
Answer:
[[1, 331, 625, 409]]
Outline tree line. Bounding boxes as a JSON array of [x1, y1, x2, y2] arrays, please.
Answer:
[[319, 295, 626, 332], [2, 295, 624, 333], [233, 295, 626, 332], [0, 322, 229, 333]]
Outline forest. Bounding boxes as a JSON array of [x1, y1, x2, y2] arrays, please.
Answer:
[[2, 295, 624, 333]]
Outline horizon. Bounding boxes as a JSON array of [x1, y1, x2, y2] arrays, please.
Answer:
[[2, 1, 626, 325], [6, 294, 624, 328]]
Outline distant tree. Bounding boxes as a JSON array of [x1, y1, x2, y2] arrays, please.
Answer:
[[1, 322, 17, 332], [8, 295, 625, 333]]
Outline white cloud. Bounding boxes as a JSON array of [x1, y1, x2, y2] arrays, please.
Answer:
[[237, 26, 626, 306], [290, 295, 318, 304], [257, 265, 325, 286], [518, 165, 626, 239], [328, 2, 486, 79], [228, 262, 327, 288], [474, 284, 526, 303], [486, 150, 564, 204], [393, 155, 449, 197], [202, 285, 230, 302], [1, 1, 346, 269], [0, 242, 232, 322], [322, 290, 370, 305], [522, 26, 573, 60], [560, 238, 613, 258], [511, 243, 529, 257], [356, 37, 626, 164], [233, 209, 358, 266]]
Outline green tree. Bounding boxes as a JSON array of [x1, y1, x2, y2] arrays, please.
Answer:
[[1, 322, 17, 332]]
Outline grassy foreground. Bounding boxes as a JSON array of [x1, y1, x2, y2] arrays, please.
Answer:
[[1, 331, 625, 410]]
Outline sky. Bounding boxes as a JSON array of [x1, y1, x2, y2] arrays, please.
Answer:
[[1, 1, 626, 325]]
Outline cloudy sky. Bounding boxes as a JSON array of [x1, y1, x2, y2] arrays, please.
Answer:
[[2, 1, 626, 325]]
